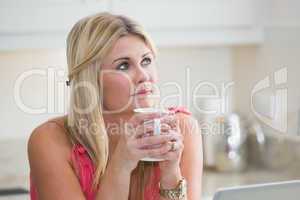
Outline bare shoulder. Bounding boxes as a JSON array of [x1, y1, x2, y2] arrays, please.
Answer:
[[27, 116, 73, 164], [27, 116, 85, 199]]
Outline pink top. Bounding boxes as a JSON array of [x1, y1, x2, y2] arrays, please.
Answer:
[[29, 106, 191, 200]]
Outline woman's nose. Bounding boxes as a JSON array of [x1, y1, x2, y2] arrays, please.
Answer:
[[135, 66, 150, 84]]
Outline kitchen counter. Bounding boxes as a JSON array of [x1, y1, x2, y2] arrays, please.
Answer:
[[0, 168, 299, 200], [0, 195, 28, 200], [202, 167, 300, 199], [0, 139, 29, 200]]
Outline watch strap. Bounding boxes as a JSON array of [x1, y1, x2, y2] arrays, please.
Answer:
[[159, 177, 187, 200]]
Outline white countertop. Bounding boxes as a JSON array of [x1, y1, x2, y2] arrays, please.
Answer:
[[0, 195, 28, 200]]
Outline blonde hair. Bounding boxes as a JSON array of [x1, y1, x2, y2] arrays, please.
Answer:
[[65, 12, 157, 199]]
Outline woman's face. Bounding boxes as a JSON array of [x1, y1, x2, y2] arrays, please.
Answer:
[[100, 35, 159, 114]]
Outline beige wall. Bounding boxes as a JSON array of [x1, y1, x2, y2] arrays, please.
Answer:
[[0, 49, 67, 140], [157, 47, 233, 114]]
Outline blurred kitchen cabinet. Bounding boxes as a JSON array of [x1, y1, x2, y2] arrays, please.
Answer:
[[0, 0, 264, 50], [111, 0, 264, 47], [0, 0, 111, 50]]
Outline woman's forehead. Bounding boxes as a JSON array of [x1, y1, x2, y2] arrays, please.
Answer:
[[104, 35, 152, 61]]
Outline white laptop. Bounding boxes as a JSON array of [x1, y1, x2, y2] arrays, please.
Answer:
[[213, 180, 300, 200]]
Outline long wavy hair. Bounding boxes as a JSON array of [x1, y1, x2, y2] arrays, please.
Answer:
[[65, 12, 157, 199]]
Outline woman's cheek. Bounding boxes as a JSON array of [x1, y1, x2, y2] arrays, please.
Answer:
[[102, 74, 132, 110]]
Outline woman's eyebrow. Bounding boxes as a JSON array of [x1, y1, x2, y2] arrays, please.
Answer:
[[112, 51, 152, 64], [142, 51, 152, 57]]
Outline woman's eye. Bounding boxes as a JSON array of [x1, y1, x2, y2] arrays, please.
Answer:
[[141, 57, 152, 67], [116, 62, 129, 71]]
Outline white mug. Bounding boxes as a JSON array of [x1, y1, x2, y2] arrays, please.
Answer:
[[133, 107, 169, 161]]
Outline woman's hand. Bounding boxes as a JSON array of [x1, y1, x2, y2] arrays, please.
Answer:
[[111, 112, 180, 172], [161, 114, 183, 162], [154, 114, 185, 186]]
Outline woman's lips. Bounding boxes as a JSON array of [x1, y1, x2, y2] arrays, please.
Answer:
[[134, 89, 153, 96]]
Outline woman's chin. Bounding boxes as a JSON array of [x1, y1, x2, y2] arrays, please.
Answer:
[[134, 99, 156, 109]]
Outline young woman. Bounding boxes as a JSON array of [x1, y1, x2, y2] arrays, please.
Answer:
[[28, 12, 203, 200]]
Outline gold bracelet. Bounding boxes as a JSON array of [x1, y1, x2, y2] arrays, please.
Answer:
[[159, 177, 187, 200]]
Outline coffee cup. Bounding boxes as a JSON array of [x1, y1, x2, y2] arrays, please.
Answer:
[[133, 107, 169, 161]]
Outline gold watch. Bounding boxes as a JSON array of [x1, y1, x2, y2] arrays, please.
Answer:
[[159, 177, 187, 200]]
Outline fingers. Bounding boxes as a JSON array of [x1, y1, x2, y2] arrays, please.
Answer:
[[139, 143, 171, 158], [122, 127, 183, 162], [168, 140, 184, 152], [126, 113, 168, 139], [160, 114, 179, 130], [134, 122, 155, 138], [131, 112, 168, 127], [134, 133, 181, 149], [160, 123, 172, 133], [139, 139, 184, 160], [121, 112, 182, 162], [134, 122, 172, 138], [127, 111, 178, 137]]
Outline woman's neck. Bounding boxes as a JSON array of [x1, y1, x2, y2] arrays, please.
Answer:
[[103, 110, 134, 153], [103, 110, 134, 129]]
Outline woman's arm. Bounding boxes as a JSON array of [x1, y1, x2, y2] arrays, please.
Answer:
[[179, 114, 203, 200], [159, 114, 203, 200], [95, 146, 133, 200]]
